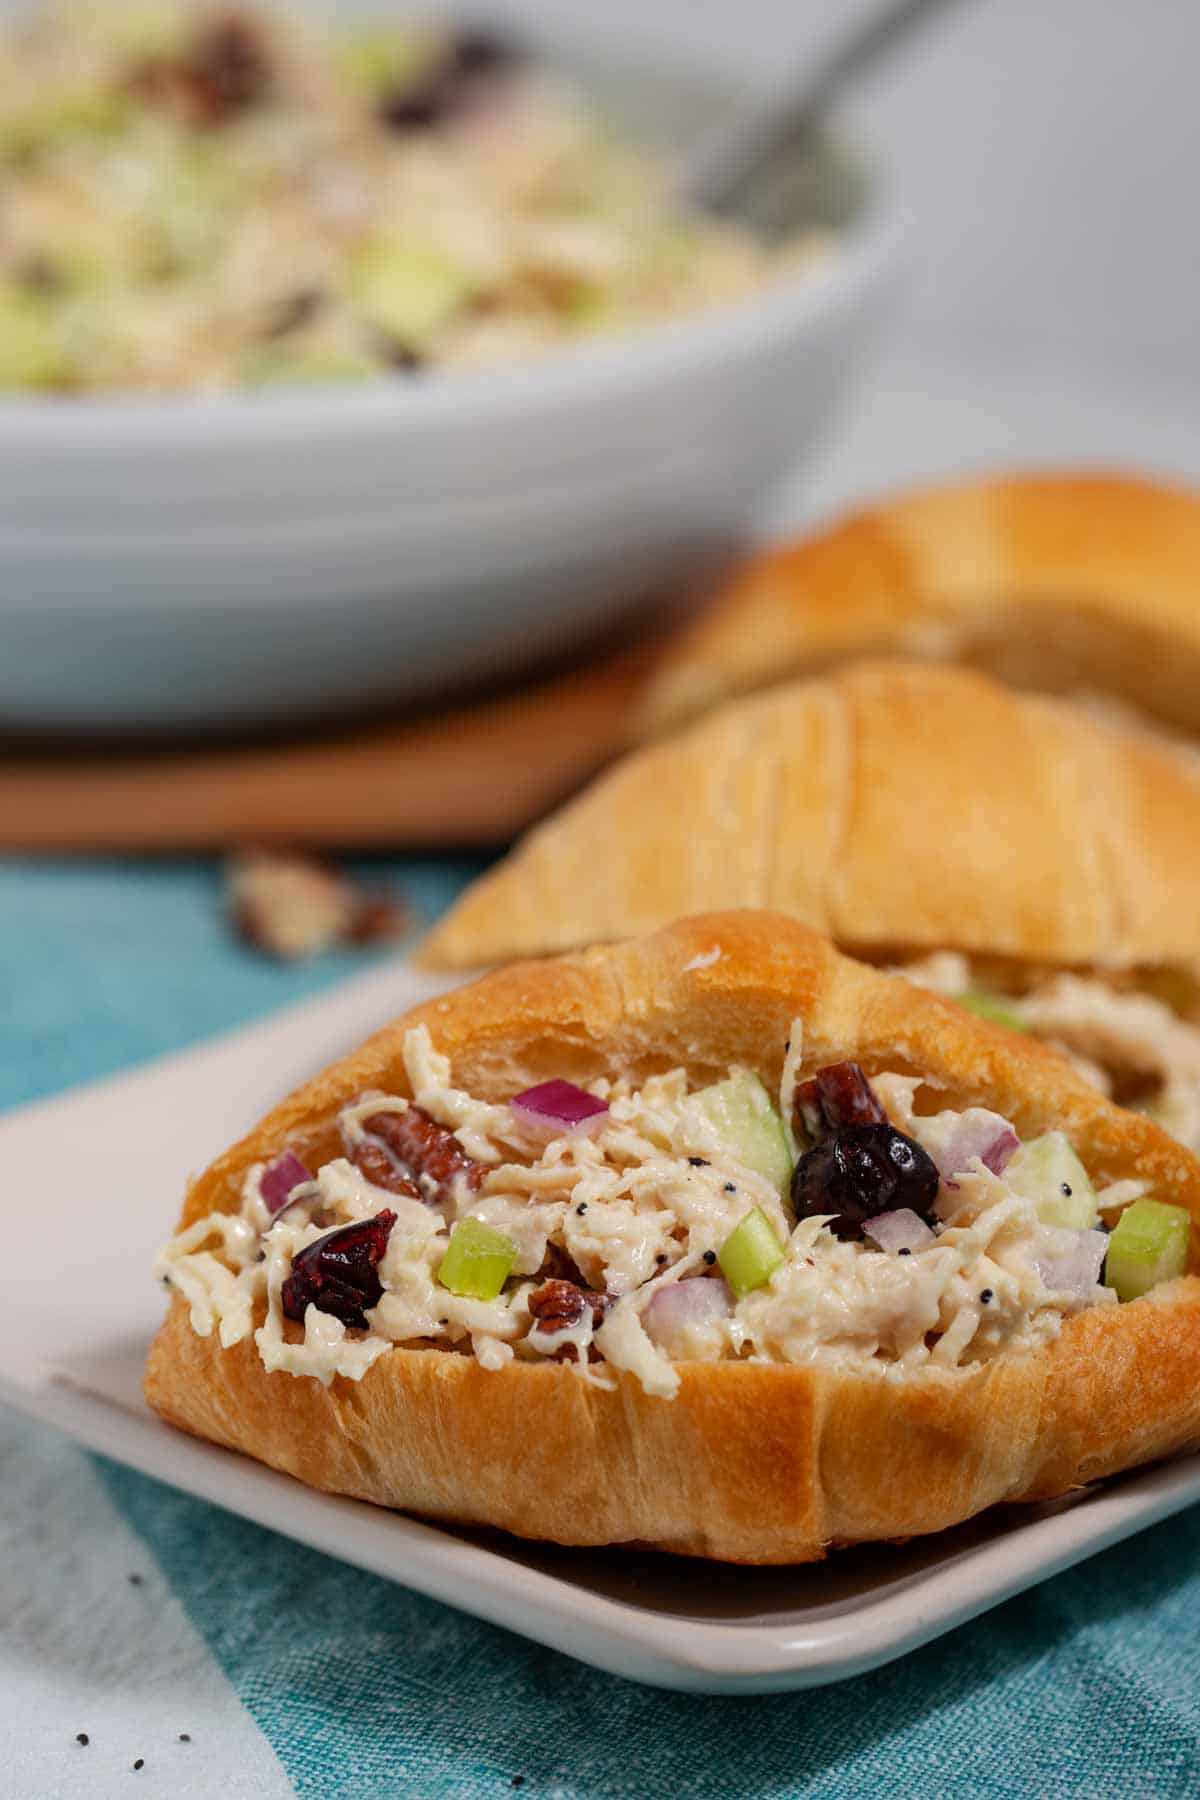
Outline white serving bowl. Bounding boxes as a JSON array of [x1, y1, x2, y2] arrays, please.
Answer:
[[0, 43, 902, 735]]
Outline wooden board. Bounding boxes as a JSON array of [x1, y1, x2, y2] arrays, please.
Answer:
[[0, 636, 662, 852]]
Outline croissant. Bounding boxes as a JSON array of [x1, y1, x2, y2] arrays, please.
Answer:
[[422, 660, 1200, 975], [639, 470, 1200, 740], [146, 913, 1200, 1564]]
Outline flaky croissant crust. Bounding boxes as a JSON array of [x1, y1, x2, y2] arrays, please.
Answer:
[[421, 660, 1200, 974], [640, 469, 1200, 740]]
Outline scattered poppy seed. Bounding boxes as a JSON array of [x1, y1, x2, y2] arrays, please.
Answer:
[[1062, 1183, 1072, 1196], [75, 1733, 89, 1747], [576, 1202, 587, 1215], [898, 1247, 912, 1257], [980, 1289, 994, 1304], [655, 1254, 667, 1265], [724, 1183, 736, 1194], [128, 1573, 144, 1586], [179, 1734, 191, 1744], [687, 1157, 708, 1168], [133, 1760, 144, 1772]]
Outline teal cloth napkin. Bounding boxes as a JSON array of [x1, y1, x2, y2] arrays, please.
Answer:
[[5, 858, 1199, 1799]]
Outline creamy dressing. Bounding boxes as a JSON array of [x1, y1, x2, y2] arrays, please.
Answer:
[[159, 1022, 1120, 1396]]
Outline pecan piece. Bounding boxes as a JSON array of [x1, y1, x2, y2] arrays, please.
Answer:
[[360, 1106, 484, 1208], [227, 850, 411, 962], [229, 851, 356, 961], [533, 1242, 589, 1287], [528, 1279, 610, 1361], [348, 1136, 420, 1201], [130, 11, 271, 128]]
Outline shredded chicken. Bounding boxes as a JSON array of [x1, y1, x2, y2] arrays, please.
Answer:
[[159, 1022, 1117, 1395], [898, 955, 1200, 1152]]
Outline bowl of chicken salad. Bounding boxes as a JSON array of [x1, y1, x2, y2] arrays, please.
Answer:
[[0, 1, 901, 733]]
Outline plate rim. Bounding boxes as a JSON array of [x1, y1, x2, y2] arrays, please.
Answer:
[[7, 1364, 1200, 1694]]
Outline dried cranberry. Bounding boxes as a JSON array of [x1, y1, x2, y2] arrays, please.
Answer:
[[377, 76, 451, 130], [381, 342, 425, 375], [792, 1125, 939, 1241], [794, 1061, 887, 1145], [378, 27, 521, 132], [448, 29, 522, 75], [281, 1210, 396, 1330]]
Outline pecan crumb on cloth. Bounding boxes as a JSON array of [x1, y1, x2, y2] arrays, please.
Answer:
[[227, 850, 411, 960]]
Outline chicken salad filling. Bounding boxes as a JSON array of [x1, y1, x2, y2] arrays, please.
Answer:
[[0, 2, 827, 393], [159, 1023, 1192, 1398], [899, 953, 1200, 1153]]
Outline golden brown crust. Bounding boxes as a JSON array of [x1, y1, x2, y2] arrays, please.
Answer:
[[146, 913, 1200, 1562], [419, 661, 1200, 972], [639, 469, 1200, 739]]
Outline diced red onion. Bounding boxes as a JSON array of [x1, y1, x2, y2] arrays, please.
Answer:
[[930, 1109, 1020, 1189], [1033, 1227, 1109, 1298], [863, 1209, 936, 1254], [644, 1277, 732, 1356], [260, 1151, 312, 1215], [511, 1079, 609, 1139]]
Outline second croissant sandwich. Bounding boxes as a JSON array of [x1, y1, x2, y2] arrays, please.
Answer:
[[422, 662, 1200, 1152]]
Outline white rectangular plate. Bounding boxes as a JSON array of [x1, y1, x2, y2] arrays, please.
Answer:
[[4, 960, 1200, 1694]]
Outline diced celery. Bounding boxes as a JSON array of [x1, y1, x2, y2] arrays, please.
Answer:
[[241, 346, 378, 389], [149, 149, 232, 273], [718, 1207, 785, 1299], [109, 3, 186, 57], [338, 25, 436, 93], [0, 290, 67, 390], [437, 1217, 517, 1301], [693, 1071, 792, 1200], [1005, 1132, 1099, 1229], [1, 92, 131, 160], [1105, 1199, 1191, 1301], [957, 987, 1026, 1033], [561, 283, 612, 329], [351, 242, 472, 343]]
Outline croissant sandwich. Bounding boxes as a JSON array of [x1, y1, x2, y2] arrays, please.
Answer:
[[639, 469, 1200, 740], [422, 662, 1200, 1154], [146, 912, 1200, 1563]]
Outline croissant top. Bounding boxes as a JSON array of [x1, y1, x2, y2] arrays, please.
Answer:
[[639, 470, 1200, 739], [421, 660, 1200, 974]]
